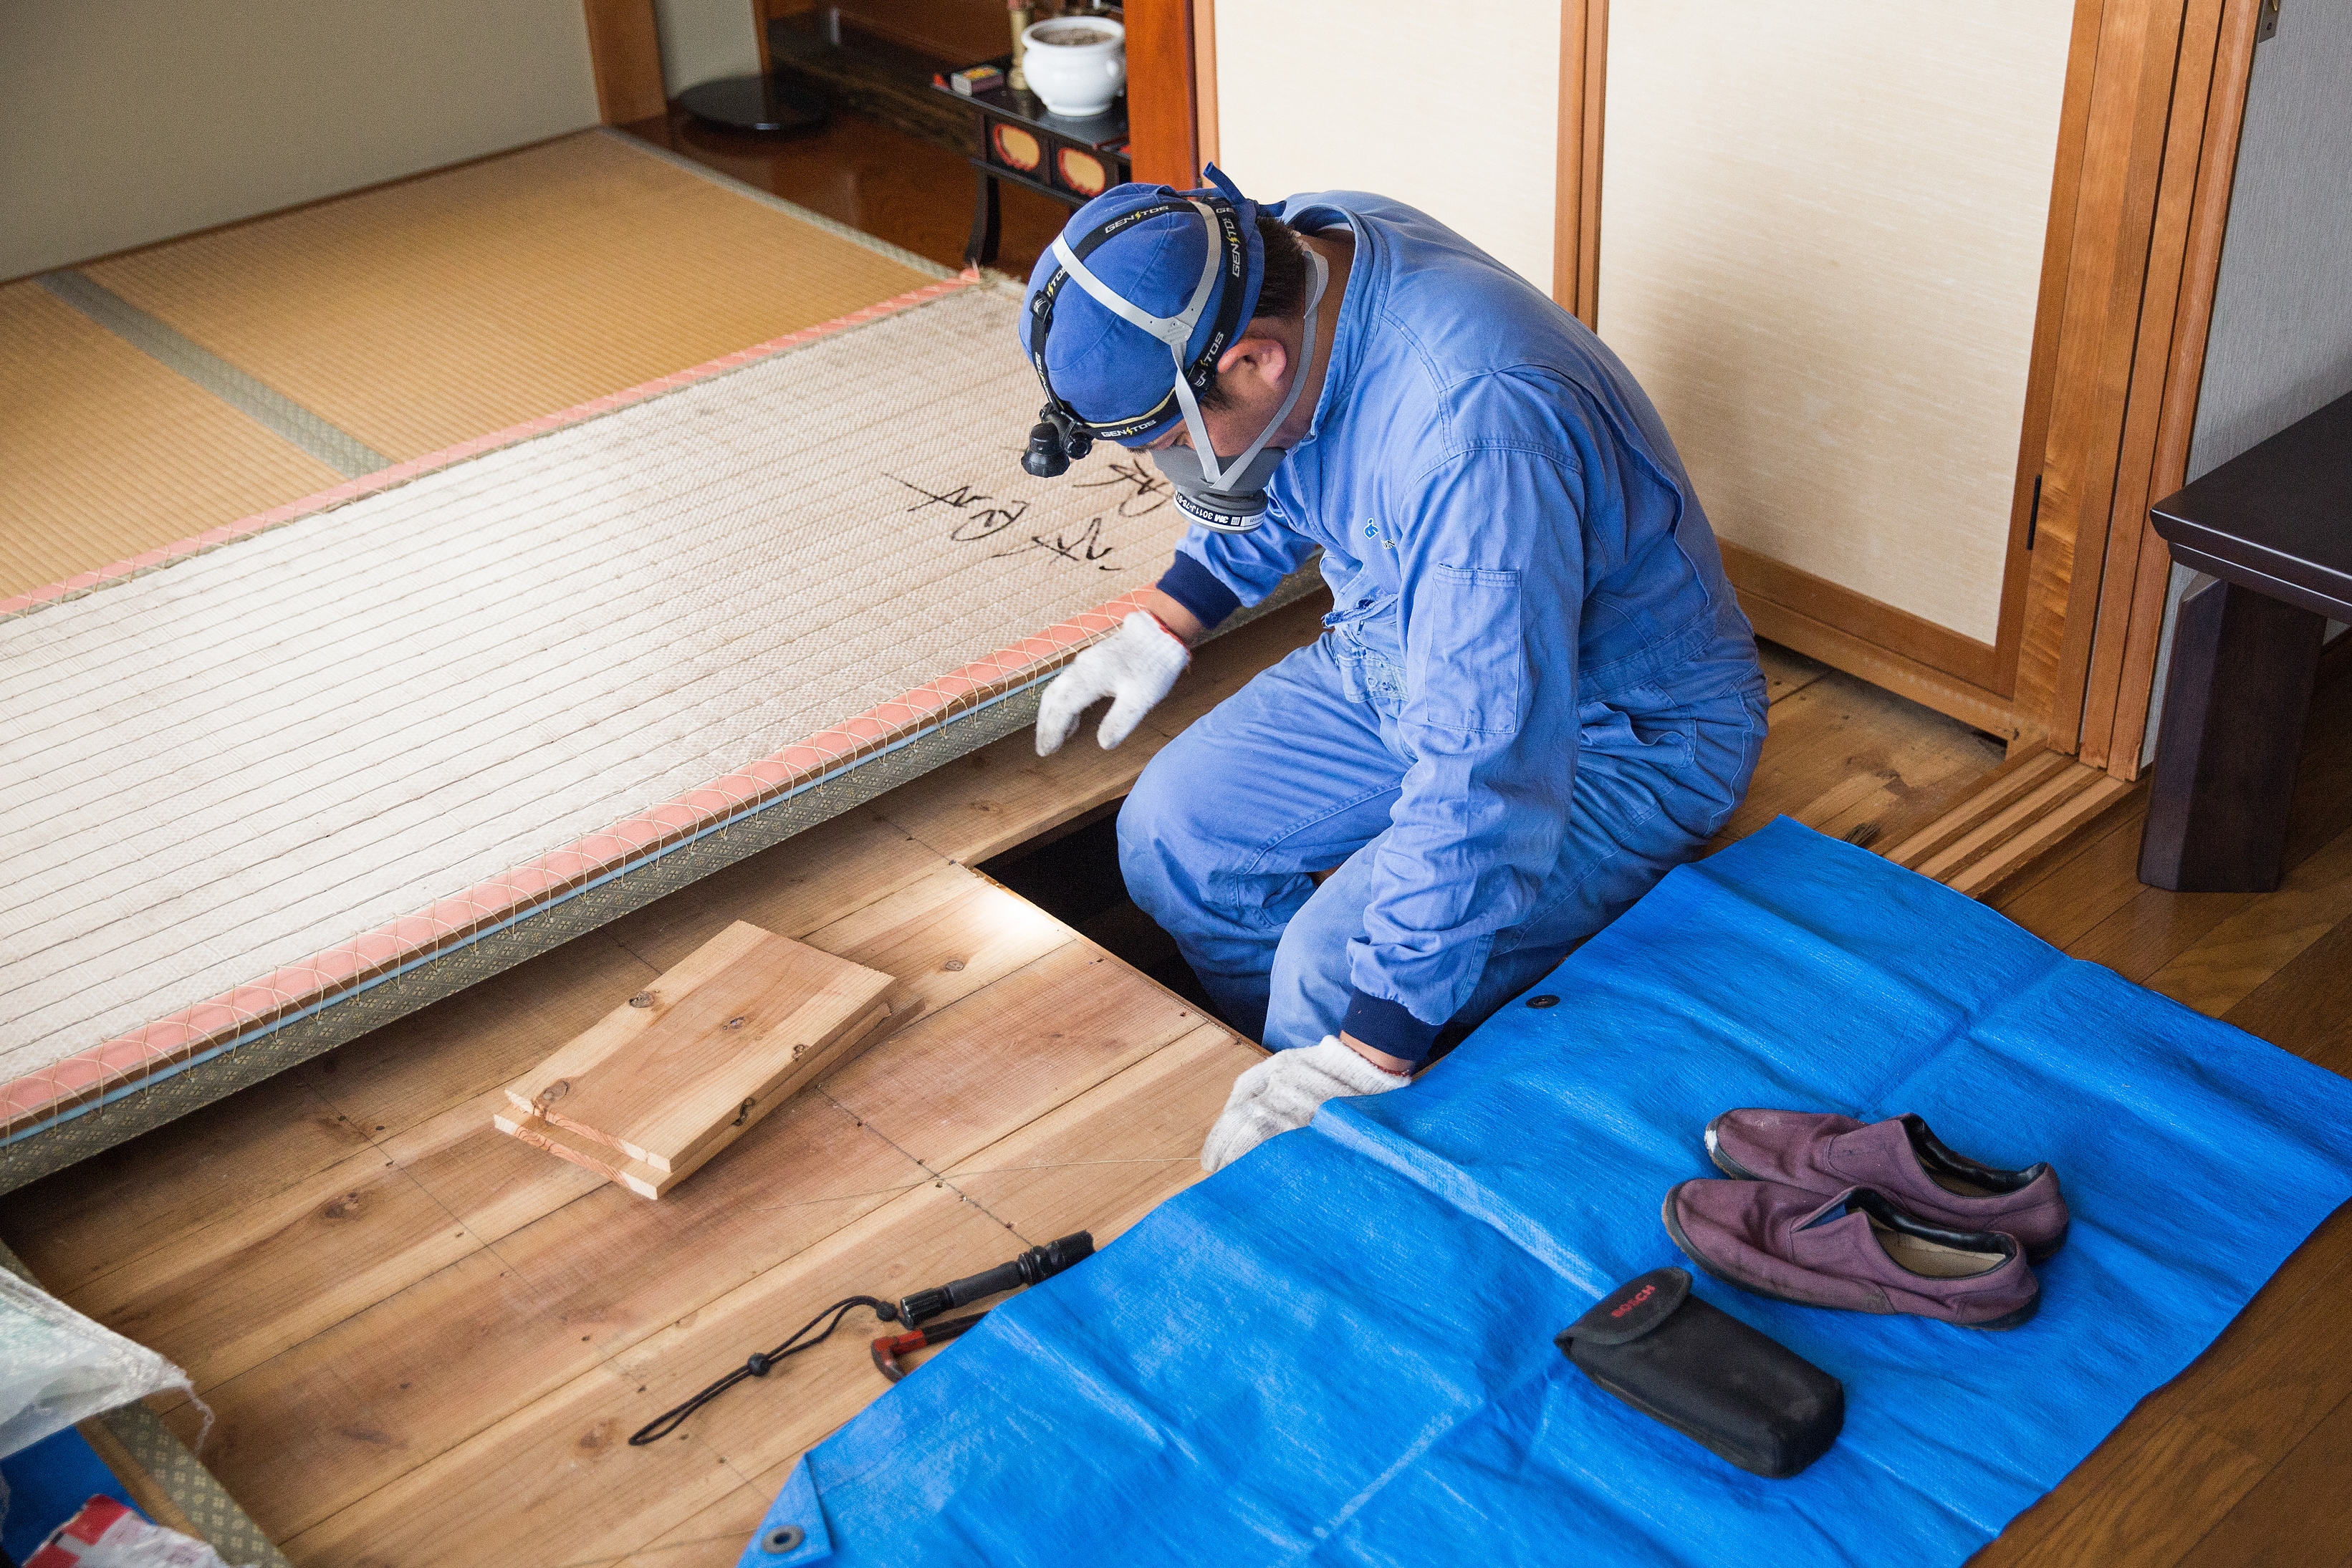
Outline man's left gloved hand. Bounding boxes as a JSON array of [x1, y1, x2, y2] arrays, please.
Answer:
[[1200, 1036, 1411, 1173], [1035, 611, 1190, 756]]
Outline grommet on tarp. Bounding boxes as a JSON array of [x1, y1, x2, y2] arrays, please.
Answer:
[[736, 1456, 832, 1565], [1526, 994, 1560, 1009]]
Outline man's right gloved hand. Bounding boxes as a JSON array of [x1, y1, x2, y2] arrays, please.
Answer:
[[1035, 610, 1190, 755]]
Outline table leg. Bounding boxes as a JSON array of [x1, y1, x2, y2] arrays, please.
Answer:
[[966, 170, 1002, 269], [2139, 577, 2325, 892]]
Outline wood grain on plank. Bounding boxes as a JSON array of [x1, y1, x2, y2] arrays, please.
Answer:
[[2223, 910, 2352, 1077], [65, 1145, 486, 1394], [603, 808, 947, 977], [1712, 667, 2006, 852], [1992, 799, 2149, 949], [496, 1106, 677, 1198], [283, 1183, 1017, 1568], [506, 922, 775, 1120], [797, 862, 1072, 1029], [523, 927, 893, 1174], [165, 1090, 923, 1542], [2146, 824, 2352, 1018], [1989, 1413, 2267, 1568], [0, 1071, 369, 1298], [2172, 1389, 2352, 1568], [822, 939, 1213, 1172], [941, 1020, 1258, 1241]]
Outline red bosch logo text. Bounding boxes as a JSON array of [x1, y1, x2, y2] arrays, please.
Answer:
[[1610, 1284, 1656, 1318]]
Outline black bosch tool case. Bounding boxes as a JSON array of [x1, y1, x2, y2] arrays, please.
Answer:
[[1556, 1266, 1844, 1478]]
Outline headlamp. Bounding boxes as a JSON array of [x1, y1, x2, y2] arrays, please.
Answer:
[[1022, 170, 1328, 533]]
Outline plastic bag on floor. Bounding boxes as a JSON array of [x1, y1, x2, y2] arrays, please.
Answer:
[[25, 1496, 244, 1567], [0, 1273, 192, 1460]]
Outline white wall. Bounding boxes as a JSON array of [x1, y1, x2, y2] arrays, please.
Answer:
[[1595, 0, 2073, 645], [0, 0, 602, 281], [654, 0, 762, 98], [2144, 1, 2352, 764], [1211, 0, 1560, 291]]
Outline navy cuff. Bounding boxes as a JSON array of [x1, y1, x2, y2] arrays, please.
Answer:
[[1341, 989, 1442, 1065], [1156, 554, 1241, 632]]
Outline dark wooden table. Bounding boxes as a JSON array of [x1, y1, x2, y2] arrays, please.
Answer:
[[2140, 390, 2352, 892], [930, 59, 1129, 267]]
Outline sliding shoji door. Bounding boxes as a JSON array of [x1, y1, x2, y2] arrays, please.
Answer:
[[1210, 0, 1563, 292], [1596, 0, 2079, 728]]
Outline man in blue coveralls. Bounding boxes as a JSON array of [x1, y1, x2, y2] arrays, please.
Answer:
[[1020, 169, 1767, 1173]]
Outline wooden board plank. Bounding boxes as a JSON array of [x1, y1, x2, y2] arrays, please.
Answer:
[[282, 1183, 1018, 1567], [496, 1105, 676, 1198], [2146, 824, 2352, 1019], [1886, 748, 2072, 867], [163, 1089, 923, 1542], [64, 1143, 492, 1395], [1990, 798, 2150, 948], [1944, 774, 2135, 899], [602, 808, 949, 980], [505, 921, 777, 1120], [941, 1020, 1258, 1240], [2172, 1389, 2352, 1568], [1710, 666, 2007, 853], [821, 939, 1217, 1171], [524, 927, 893, 1174], [1984, 1413, 2267, 1568], [2222, 911, 2352, 1077]]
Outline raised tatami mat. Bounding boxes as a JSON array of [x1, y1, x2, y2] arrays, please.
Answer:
[[82, 130, 944, 462], [0, 281, 340, 600], [0, 281, 1203, 1147]]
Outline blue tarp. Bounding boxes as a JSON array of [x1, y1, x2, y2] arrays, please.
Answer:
[[743, 817, 2352, 1566]]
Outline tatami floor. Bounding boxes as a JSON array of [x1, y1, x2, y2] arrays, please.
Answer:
[[0, 105, 2341, 1568]]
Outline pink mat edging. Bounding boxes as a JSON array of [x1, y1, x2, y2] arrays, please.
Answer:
[[0, 271, 979, 624], [1, 267, 1162, 1135]]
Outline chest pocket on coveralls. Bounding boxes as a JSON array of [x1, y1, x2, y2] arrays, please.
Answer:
[[1325, 592, 1408, 713]]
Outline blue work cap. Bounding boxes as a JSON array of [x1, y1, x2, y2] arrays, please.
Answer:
[[1020, 168, 1269, 446]]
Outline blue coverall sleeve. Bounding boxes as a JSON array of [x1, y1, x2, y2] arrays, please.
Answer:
[[1338, 443, 1587, 1060], [1156, 519, 1321, 630]]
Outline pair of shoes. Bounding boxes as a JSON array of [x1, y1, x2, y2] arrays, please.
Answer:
[[1662, 1111, 2070, 1332]]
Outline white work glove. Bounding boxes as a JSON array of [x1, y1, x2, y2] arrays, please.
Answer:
[[1035, 611, 1189, 756], [1200, 1035, 1411, 1173]]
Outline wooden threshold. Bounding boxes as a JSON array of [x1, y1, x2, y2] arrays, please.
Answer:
[[1886, 746, 2139, 901]]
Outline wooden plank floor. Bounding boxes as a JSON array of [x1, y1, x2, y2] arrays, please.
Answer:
[[0, 617, 2037, 1568], [1970, 643, 2352, 1568]]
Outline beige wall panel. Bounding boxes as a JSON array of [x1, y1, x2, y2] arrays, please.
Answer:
[[1598, 0, 2073, 643], [653, 0, 763, 98], [1211, 0, 1560, 290], [0, 0, 600, 281]]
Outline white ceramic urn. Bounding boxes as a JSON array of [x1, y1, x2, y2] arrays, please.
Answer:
[[1019, 16, 1126, 119]]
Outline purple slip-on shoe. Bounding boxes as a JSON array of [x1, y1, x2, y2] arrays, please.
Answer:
[[1663, 1179, 2041, 1330], [1705, 1108, 2070, 1260]]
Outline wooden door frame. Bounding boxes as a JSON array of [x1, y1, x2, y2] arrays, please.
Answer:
[[1556, 0, 2261, 764]]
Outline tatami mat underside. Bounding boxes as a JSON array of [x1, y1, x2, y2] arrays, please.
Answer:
[[82, 131, 941, 461], [0, 282, 340, 600]]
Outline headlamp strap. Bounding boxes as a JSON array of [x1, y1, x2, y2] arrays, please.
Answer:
[[1027, 191, 1252, 443]]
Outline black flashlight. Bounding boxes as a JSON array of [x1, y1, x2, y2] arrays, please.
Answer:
[[897, 1231, 1095, 1326]]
